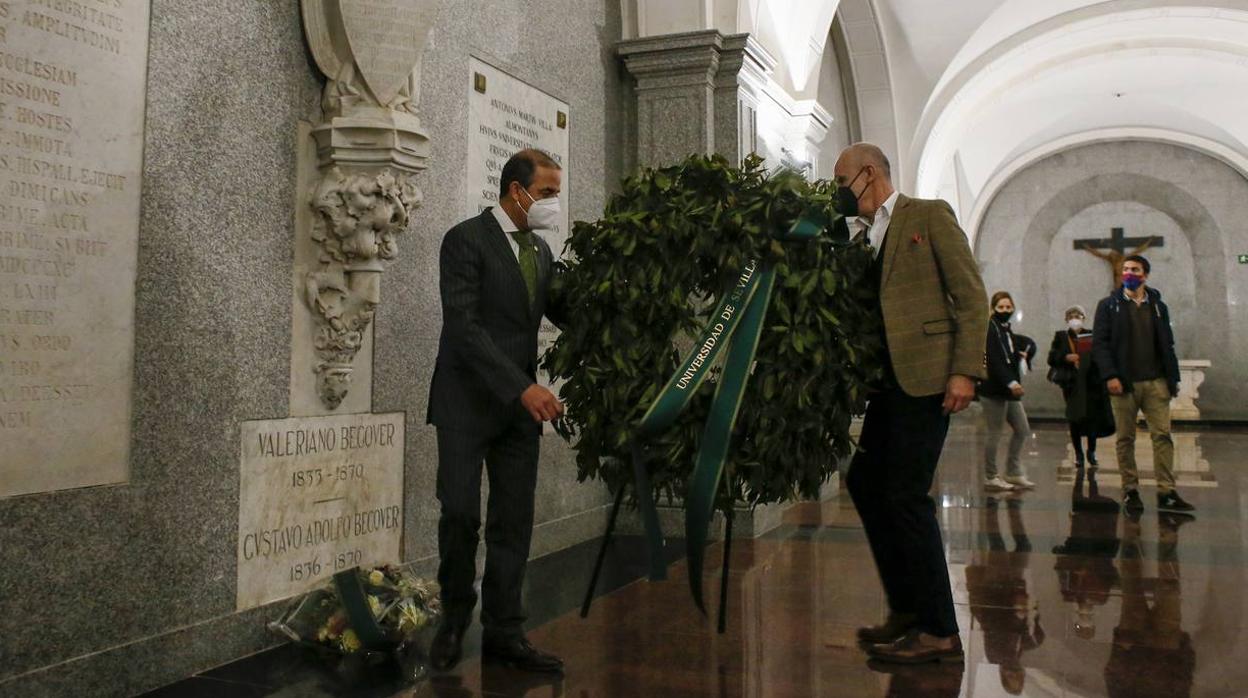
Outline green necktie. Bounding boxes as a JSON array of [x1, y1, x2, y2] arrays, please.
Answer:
[[509, 229, 538, 309]]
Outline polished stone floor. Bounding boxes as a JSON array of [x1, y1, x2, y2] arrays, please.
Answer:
[[147, 417, 1248, 697]]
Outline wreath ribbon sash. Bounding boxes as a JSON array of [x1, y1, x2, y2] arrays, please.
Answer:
[[333, 568, 391, 650], [629, 210, 831, 610]]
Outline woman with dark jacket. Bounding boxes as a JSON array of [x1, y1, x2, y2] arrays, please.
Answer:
[[1047, 305, 1115, 468], [981, 291, 1034, 491]]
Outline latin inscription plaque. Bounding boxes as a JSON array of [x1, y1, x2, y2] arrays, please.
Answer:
[[0, 0, 151, 497]]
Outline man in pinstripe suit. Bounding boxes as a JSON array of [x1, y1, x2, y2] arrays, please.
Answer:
[[427, 149, 567, 673], [834, 143, 989, 665]]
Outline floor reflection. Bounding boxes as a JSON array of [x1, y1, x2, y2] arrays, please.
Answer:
[[869, 659, 965, 698], [427, 664, 566, 697], [144, 421, 1248, 697], [1056, 429, 1217, 490], [405, 421, 1247, 697], [1053, 467, 1120, 642], [966, 494, 1043, 695], [1105, 511, 1194, 697]]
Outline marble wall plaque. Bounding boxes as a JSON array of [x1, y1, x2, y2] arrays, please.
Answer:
[[236, 412, 404, 611], [466, 57, 569, 416], [466, 56, 569, 240], [0, 0, 150, 497]]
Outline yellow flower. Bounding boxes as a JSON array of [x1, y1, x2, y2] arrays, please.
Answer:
[[368, 570, 385, 586], [340, 629, 361, 653], [367, 595, 383, 617], [398, 601, 427, 632]]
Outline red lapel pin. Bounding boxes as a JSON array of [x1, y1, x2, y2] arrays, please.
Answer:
[[912, 233, 923, 244]]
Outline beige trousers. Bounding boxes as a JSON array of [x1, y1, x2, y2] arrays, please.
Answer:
[[1109, 377, 1175, 494]]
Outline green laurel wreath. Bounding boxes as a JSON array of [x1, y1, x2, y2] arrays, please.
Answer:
[[545, 154, 884, 515]]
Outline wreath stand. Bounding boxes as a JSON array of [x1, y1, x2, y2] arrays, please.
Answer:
[[578, 482, 736, 635]]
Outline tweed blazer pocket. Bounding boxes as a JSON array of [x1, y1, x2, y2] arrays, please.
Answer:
[[922, 318, 957, 335]]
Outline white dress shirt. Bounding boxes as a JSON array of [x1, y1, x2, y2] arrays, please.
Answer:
[[491, 205, 521, 260], [846, 189, 901, 258]]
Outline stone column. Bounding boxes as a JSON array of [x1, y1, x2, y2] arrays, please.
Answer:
[[618, 31, 796, 171], [618, 31, 721, 168], [715, 34, 777, 165]]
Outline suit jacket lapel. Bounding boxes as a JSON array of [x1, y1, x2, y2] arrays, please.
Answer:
[[880, 194, 913, 288], [480, 210, 533, 321]]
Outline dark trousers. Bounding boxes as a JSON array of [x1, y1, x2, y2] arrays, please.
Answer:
[[1068, 422, 1097, 461], [436, 420, 540, 640], [847, 388, 959, 637]]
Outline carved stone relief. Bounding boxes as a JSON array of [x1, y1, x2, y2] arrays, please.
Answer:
[[305, 169, 421, 407], [298, 0, 434, 410]]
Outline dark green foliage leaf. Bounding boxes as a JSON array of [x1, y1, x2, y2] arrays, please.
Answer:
[[545, 154, 884, 511]]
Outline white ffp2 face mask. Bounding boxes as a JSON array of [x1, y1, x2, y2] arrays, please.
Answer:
[[1068, 318, 1084, 331], [521, 188, 561, 231]]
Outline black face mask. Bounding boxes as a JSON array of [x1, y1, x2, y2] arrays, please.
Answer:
[[836, 168, 868, 218], [993, 311, 1013, 324]]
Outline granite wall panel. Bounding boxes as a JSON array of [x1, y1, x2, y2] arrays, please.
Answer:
[[0, 1, 623, 694]]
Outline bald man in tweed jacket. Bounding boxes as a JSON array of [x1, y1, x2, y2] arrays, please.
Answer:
[[834, 143, 988, 665], [877, 195, 988, 395]]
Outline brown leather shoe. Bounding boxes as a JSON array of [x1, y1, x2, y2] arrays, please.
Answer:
[[867, 629, 964, 664], [856, 612, 918, 645]]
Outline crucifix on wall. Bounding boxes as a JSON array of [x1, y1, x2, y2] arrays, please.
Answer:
[[1073, 227, 1164, 286]]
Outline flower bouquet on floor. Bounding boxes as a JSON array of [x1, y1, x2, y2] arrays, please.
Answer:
[[268, 565, 441, 685]]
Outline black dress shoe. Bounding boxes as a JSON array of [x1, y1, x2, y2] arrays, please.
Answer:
[[431, 620, 466, 671], [1087, 453, 1098, 467], [1123, 489, 1144, 514], [482, 636, 564, 673], [1158, 490, 1196, 513]]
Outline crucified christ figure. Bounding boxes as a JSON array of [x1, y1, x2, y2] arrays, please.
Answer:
[[1081, 237, 1156, 286], [1074, 226, 1162, 287]]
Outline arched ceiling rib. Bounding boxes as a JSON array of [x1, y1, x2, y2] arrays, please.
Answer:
[[965, 127, 1248, 240], [908, 2, 1248, 243]]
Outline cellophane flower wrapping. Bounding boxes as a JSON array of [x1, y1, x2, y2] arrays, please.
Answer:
[[268, 565, 441, 683]]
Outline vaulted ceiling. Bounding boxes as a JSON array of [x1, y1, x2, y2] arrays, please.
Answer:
[[622, 0, 1248, 241], [903, 0, 1248, 243]]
